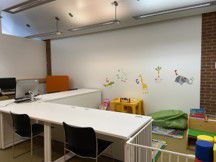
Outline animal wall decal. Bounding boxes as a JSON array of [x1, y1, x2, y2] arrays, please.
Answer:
[[155, 66, 162, 82], [136, 74, 149, 94], [103, 78, 115, 87], [116, 69, 127, 83], [136, 78, 140, 84], [174, 70, 194, 85]]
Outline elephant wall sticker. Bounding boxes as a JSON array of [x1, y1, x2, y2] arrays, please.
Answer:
[[174, 70, 194, 85]]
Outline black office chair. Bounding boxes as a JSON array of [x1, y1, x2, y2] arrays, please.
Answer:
[[63, 122, 113, 162], [10, 112, 44, 158]]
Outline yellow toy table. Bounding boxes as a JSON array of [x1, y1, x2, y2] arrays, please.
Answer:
[[110, 98, 144, 115]]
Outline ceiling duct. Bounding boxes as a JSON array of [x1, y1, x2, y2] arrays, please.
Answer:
[[133, 1, 215, 20], [3, 0, 56, 14]]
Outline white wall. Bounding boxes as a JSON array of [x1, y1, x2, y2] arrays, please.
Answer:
[[0, 33, 46, 79], [51, 16, 201, 114]]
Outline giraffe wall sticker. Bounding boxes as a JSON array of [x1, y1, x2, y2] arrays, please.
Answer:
[[136, 74, 149, 94]]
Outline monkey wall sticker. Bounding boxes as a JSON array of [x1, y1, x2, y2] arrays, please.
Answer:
[[103, 69, 127, 88], [116, 69, 128, 83], [103, 78, 115, 87]]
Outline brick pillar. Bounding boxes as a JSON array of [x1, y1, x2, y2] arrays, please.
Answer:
[[200, 12, 216, 115]]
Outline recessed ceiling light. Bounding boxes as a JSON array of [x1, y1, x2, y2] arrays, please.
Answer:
[[133, 2, 213, 20], [3, 0, 56, 14]]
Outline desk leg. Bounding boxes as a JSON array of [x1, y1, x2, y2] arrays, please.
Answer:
[[124, 143, 131, 162], [44, 122, 52, 162], [132, 106, 136, 114], [0, 113, 4, 149]]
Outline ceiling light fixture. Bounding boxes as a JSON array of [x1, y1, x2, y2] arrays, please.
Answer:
[[68, 1, 120, 32], [133, 2, 213, 20], [55, 17, 62, 35], [26, 16, 62, 39], [3, 0, 56, 14]]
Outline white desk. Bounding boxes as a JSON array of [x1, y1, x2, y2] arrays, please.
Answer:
[[0, 89, 101, 149], [0, 89, 152, 162]]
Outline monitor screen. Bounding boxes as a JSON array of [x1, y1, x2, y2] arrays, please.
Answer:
[[15, 80, 39, 99], [0, 78, 16, 90]]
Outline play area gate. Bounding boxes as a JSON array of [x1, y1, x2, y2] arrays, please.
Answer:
[[125, 120, 195, 162]]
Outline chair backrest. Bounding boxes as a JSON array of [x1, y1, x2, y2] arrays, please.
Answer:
[[10, 112, 31, 137], [63, 122, 97, 158], [46, 76, 70, 93]]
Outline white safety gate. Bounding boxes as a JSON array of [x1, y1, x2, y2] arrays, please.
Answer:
[[125, 120, 195, 162]]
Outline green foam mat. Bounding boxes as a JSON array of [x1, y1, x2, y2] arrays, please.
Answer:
[[188, 128, 216, 137]]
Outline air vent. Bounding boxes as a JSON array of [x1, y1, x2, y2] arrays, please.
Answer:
[[3, 0, 56, 14]]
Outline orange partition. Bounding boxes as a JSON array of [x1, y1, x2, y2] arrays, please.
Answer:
[[46, 76, 70, 93]]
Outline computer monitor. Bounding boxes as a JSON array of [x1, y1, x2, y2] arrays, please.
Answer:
[[0, 78, 16, 91], [15, 80, 39, 99]]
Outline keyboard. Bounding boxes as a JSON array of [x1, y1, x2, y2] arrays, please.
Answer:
[[14, 98, 31, 103], [1, 90, 15, 95]]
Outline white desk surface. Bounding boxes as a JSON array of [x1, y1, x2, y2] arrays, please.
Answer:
[[0, 89, 100, 107], [38, 89, 101, 102], [0, 102, 151, 140], [0, 89, 152, 140]]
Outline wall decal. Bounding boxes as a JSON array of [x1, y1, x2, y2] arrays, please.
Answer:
[[155, 66, 162, 82], [174, 70, 194, 85], [137, 74, 149, 94], [103, 78, 115, 87], [116, 69, 127, 83], [136, 78, 140, 84]]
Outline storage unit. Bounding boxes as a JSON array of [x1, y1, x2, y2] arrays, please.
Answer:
[[110, 98, 144, 115], [187, 116, 216, 150]]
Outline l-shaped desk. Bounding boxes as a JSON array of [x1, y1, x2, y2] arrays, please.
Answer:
[[0, 89, 152, 162]]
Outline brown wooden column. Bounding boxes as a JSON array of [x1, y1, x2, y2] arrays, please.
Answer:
[[45, 39, 52, 76]]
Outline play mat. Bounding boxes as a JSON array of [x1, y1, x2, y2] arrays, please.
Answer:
[[152, 126, 184, 139], [152, 139, 167, 162]]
